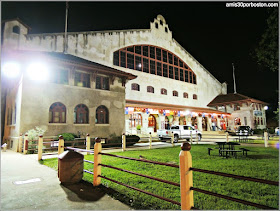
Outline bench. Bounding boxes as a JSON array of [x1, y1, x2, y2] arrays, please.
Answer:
[[219, 150, 242, 158], [239, 148, 250, 157], [208, 148, 213, 155]]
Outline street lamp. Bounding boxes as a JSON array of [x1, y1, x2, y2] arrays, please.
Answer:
[[263, 106, 268, 130]]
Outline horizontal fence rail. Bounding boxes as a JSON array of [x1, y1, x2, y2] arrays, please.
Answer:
[[190, 167, 279, 186], [99, 152, 179, 168], [99, 175, 181, 206], [190, 187, 276, 210], [100, 163, 180, 187], [83, 169, 94, 175], [65, 147, 94, 154]]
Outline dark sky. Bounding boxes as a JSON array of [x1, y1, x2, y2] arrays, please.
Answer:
[[1, 1, 279, 118]]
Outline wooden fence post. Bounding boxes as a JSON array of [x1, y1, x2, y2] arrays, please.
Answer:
[[18, 133, 23, 153], [171, 131, 174, 147], [38, 135, 43, 160], [93, 137, 102, 186], [23, 134, 28, 154], [264, 132, 268, 148], [86, 134, 91, 155], [122, 133, 126, 152], [58, 135, 64, 155], [179, 142, 194, 210], [190, 131, 193, 144], [149, 132, 152, 149], [226, 132, 229, 143]]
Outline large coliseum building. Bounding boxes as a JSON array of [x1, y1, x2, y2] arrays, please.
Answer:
[[1, 15, 268, 150]]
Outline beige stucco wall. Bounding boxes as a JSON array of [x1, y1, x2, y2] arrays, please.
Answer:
[[18, 70, 126, 138], [3, 16, 226, 109]]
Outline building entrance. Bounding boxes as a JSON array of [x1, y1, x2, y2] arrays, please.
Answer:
[[148, 114, 157, 132], [202, 117, 208, 131]]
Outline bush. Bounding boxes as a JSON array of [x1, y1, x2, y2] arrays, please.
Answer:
[[105, 134, 140, 148], [26, 126, 46, 154], [56, 133, 78, 146]]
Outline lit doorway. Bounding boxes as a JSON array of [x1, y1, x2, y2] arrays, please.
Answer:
[[148, 114, 157, 132]]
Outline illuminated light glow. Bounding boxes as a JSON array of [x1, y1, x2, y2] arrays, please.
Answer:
[[128, 107, 134, 111], [264, 106, 268, 110], [185, 110, 190, 115], [27, 63, 49, 81], [2, 62, 21, 78]]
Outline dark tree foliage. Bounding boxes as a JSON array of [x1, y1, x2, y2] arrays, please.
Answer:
[[254, 8, 278, 72]]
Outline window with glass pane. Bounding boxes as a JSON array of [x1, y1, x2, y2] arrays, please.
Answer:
[[113, 51, 119, 66], [174, 67, 179, 80], [120, 51, 126, 68], [96, 76, 109, 90], [173, 91, 178, 97], [143, 46, 149, 57], [193, 74, 196, 84], [179, 60, 184, 68], [162, 50, 167, 63], [156, 48, 161, 61], [74, 72, 90, 88], [135, 56, 142, 71], [163, 64, 168, 77], [193, 94, 197, 100], [180, 69, 184, 81], [189, 72, 193, 83], [174, 57, 178, 66], [143, 58, 149, 73], [131, 83, 140, 91], [135, 46, 142, 55], [161, 88, 167, 95], [184, 70, 189, 82], [127, 46, 134, 53], [150, 60, 156, 75], [183, 92, 188, 98], [127, 53, 134, 69], [169, 66, 174, 79], [157, 62, 162, 76], [168, 53, 173, 64], [130, 113, 142, 127], [96, 105, 109, 124], [74, 104, 89, 124], [147, 86, 154, 93], [49, 102, 66, 123], [150, 46, 155, 59], [53, 69, 68, 85]]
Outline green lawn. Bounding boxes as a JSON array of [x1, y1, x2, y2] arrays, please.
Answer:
[[40, 144, 279, 210]]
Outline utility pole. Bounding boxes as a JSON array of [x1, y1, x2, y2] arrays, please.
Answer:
[[232, 63, 237, 94], [63, 2, 69, 54]]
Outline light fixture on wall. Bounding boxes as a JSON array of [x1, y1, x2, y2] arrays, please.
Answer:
[[264, 106, 268, 111], [27, 62, 49, 81], [2, 62, 21, 78]]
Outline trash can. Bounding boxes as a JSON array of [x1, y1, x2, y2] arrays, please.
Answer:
[[58, 150, 84, 184]]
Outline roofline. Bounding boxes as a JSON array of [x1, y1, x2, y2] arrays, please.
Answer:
[[126, 100, 230, 115], [2, 17, 32, 30]]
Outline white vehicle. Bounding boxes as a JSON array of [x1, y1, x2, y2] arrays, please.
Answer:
[[157, 125, 202, 142]]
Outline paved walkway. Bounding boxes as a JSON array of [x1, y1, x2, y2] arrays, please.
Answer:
[[1, 150, 132, 210]]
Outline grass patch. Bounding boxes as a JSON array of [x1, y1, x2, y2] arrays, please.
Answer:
[[40, 145, 279, 210]]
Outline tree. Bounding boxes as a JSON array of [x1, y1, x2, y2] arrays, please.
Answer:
[[253, 8, 278, 72]]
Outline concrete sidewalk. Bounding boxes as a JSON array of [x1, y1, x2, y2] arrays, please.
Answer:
[[1, 150, 132, 210]]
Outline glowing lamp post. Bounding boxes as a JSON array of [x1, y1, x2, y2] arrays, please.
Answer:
[[264, 106, 268, 129]]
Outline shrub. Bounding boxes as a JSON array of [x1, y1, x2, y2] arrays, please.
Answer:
[[26, 126, 46, 154], [105, 134, 140, 148], [136, 125, 141, 130], [56, 133, 78, 146]]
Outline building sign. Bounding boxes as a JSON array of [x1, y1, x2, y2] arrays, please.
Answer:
[[253, 110, 263, 116]]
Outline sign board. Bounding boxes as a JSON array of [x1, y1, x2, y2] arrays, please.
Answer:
[[253, 110, 263, 116]]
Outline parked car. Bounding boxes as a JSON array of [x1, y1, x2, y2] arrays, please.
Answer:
[[235, 126, 254, 136], [157, 125, 202, 142], [275, 127, 279, 136]]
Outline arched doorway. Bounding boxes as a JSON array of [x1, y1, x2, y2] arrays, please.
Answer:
[[234, 117, 241, 130], [164, 116, 170, 129], [148, 114, 157, 132], [202, 117, 208, 131], [191, 117, 197, 127]]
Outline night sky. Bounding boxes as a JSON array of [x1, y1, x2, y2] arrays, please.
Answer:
[[1, 1, 279, 120]]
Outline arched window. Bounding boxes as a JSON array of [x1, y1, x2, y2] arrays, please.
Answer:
[[147, 86, 154, 93], [113, 45, 197, 84], [161, 88, 167, 95], [173, 90, 178, 97], [155, 23, 158, 28], [74, 104, 89, 124], [131, 83, 140, 91], [12, 26, 20, 34], [96, 105, 109, 124], [129, 114, 142, 127], [193, 94, 197, 100], [183, 92, 188, 98], [49, 102, 66, 123]]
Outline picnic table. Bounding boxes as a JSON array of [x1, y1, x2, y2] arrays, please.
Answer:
[[215, 142, 241, 158]]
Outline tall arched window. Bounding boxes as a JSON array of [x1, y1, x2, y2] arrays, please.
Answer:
[[131, 83, 140, 91], [113, 45, 197, 84], [74, 104, 89, 124], [96, 105, 109, 124], [129, 114, 142, 127], [49, 102, 66, 123]]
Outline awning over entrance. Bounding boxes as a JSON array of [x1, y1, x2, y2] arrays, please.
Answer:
[[126, 100, 230, 115]]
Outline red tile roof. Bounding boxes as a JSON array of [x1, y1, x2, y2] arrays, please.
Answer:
[[207, 93, 268, 106]]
